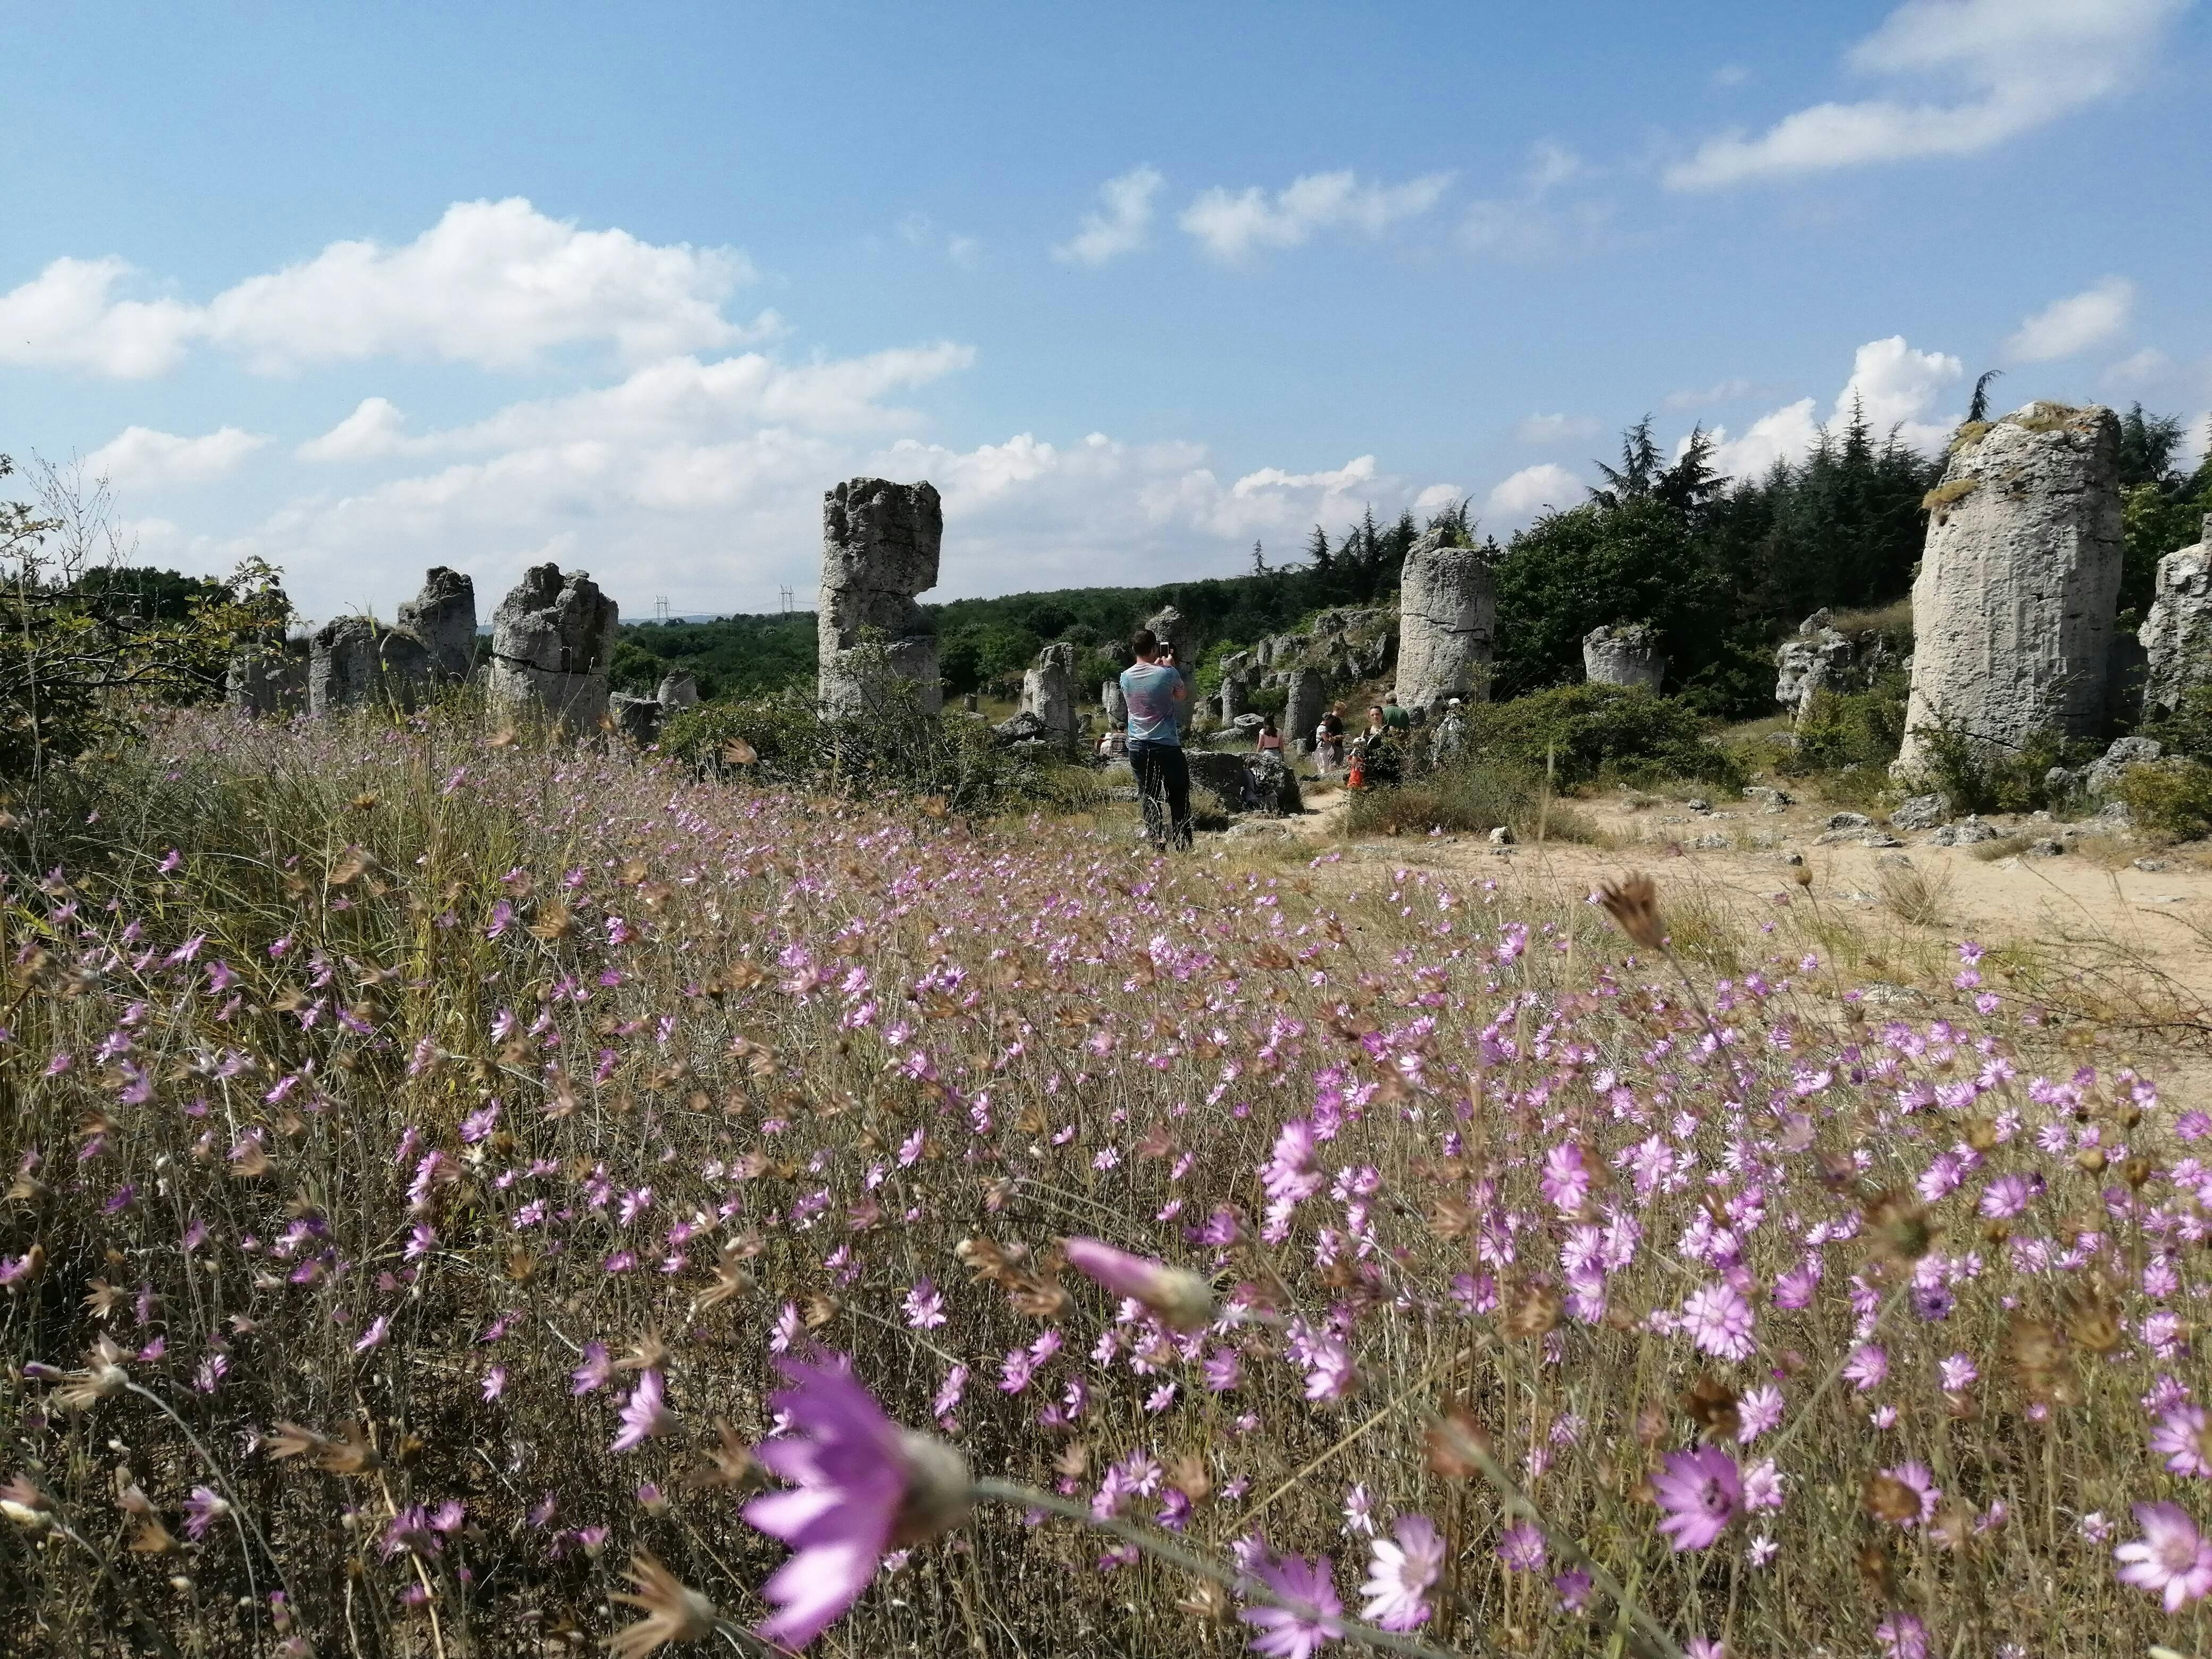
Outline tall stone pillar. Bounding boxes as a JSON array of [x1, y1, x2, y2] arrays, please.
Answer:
[[1897, 403, 2123, 771], [2140, 516, 2212, 720], [1395, 531, 1495, 714], [1285, 667, 1323, 750], [818, 477, 943, 717], [397, 567, 479, 682]]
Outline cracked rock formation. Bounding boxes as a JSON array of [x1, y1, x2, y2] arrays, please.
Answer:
[[656, 672, 700, 710], [1394, 532, 1495, 714], [818, 477, 943, 718], [1101, 677, 1128, 726], [1897, 403, 2123, 773], [1582, 623, 1667, 690], [1019, 641, 1076, 745], [227, 645, 305, 716], [308, 618, 433, 717], [489, 565, 619, 733], [395, 567, 477, 682], [2139, 516, 2212, 719]]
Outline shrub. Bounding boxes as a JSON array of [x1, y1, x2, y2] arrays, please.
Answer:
[[1346, 757, 1549, 837], [1778, 672, 1909, 775], [1905, 717, 2080, 815], [660, 643, 1071, 815], [2116, 758, 2212, 841], [1461, 683, 1743, 789]]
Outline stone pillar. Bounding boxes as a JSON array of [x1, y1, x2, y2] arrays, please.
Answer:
[[1774, 610, 1856, 718], [609, 693, 663, 744], [1395, 531, 1495, 714], [2139, 516, 2212, 719], [227, 644, 305, 717], [308, 618, 378, 717], [1216, 649, 1253, 723], [656, 672, 700, 710], [1285, 667, 1323, 750], [1897, 403, 2123, 771], [488, 566, 619, 733], [818, 477, 943, 718], [396, 567, 477, 682], [1101, 677, 1128, 726], [1582, 623, 1667, 690], [1019, 641, 1076, 743]]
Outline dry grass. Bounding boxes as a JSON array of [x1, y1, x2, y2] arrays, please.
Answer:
[[1875, 859, 1953, 928]]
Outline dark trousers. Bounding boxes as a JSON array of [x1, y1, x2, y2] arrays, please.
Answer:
[[1128, 740, 1192, 850]]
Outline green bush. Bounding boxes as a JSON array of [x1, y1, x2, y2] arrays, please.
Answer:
[[1345, 757, 1586, 840], [1904, 718, 2081, 815], [2140, 682, 2212, 760], [2116, 759, 2212, 842], [1778, 672, 1909, 775], [659, 642, 1074, 816], [1460, 683, 1742, 789]]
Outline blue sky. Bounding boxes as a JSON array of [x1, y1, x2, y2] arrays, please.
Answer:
[[4, 0, 2208, 622]]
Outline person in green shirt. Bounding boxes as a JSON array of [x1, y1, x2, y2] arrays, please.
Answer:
[[1382, 695, 1411, 731]]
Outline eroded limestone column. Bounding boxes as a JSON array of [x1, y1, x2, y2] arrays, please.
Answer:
[[818, 477, 943, 718], [488, 566, 619, 733], [1582, 624, 1667, 690], [396, 567, 477, 682], [2140, 516, 2212, 719], [1897, 403, 2123, 770], [1395, 531, 1495, 714]]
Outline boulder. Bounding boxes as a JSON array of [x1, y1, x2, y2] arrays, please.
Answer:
[[308, 618, 433, 716], [2084, 735, 2161, 797], [818, 477, 943, 717], [657, 672, 700, 709], [2139, 517, 2212, 719], [1897, 403, 2123, 772], [488, 565, 619, 733], [1890, 794, 1949, 832]]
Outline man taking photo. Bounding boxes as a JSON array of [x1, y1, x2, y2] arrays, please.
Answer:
[[1120, 628, 1191, 851]]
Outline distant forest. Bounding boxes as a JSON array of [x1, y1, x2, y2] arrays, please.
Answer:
[[608, 400, 2212, 719]]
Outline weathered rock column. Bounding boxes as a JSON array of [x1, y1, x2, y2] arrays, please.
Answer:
[[1019, 641, 1076, 745], [1897, 403, 2123, 772], [488, 566, 619, 733], [1285, 667, 1323, 751], [1219, 650, 1253, 724], [308, 619, 377, 717], [1773, 610, 1856, 719], [818, 477, 943, 718], [1582, 623, 1667, 690], [1395, 532, 1495, 714], [228, 643, 305, 716], [656, 672, 700, 711], [396, 567, 477, 682], [1101, 677, 1128, 726], [2140, 516, 2212, 719]]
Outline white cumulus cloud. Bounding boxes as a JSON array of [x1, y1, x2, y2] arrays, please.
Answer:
[[2002, 275, 2135, 363], [0, 198, 768, 379], [1179, 170, 1452, 262], [1053, 166, 1164, 266], [1515, 413, 1602, 443], [1704, 335, 1962, 477], [298, 397, 418, 462], [1485, 463, 1586, 520], [0, 257, 202, 378], [85, 425, 269, 487], [1666, 0, 2188, 189]]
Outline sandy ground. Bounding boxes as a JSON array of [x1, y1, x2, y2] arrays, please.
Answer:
[[1224, 776, 2212, 1052]]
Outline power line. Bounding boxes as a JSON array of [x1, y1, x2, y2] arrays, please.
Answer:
[[779, 585, 794, 615]]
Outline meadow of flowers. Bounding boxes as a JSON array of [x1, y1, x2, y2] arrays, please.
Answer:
[[2, 707, 2209, 1658]]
